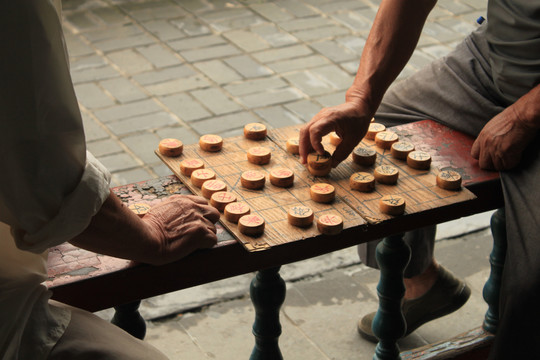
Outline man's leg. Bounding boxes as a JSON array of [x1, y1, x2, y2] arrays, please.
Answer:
[[48, 302, 168, 360], [358, 25, 506, 341], [489, 138, 540, 359]]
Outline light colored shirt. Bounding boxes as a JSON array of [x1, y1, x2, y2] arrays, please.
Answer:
[[487, 0, 540, 103], [0, 1, 110, 359]]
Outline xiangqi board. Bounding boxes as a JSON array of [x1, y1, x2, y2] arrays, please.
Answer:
[[157, 123, 476, 252]]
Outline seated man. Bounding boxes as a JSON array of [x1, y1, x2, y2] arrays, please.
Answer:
[[0, 1, 220, 359], [299, 0, 540, 358]]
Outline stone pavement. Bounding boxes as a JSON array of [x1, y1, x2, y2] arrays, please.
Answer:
[[59, 0, 493, 358], [61, 0, 487, 187]]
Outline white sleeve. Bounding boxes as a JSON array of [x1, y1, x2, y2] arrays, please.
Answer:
[[0, 0, 111, 253]]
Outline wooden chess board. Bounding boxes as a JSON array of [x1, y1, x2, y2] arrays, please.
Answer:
[[156, 124, 476, 252]]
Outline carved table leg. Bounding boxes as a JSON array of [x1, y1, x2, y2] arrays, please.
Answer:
[[373, 234, 411, 360], [482, 208, 507, 334], [250, 266, 286, 360], [111, 300, 146, 340]]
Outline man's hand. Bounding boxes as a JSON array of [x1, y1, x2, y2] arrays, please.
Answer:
[[471, 105, 537, 171], [70, 191, 220, 266], [299, 102, 372, 167], [142, 195, 220, 265]]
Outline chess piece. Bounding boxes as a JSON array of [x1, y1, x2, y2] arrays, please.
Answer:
[[199, 134, 223, 152], [247, 146, 271, 165], [269, 167, 294, 187], [317, 214, 343, 235], [436, 170, 462, 190], [352, 146, 377, 166], [128, 203, 151, 217], [391, 141, 415, 160], [349, 172, 375, 192], [286, 138, 300, 154], [375, 131, 399, 149], [307, 151, 332, 176], [180, 158, 204, 176], [241, 170, 266, 189], [379, 195, 406, 215], [310, 183, 335, 203], [224, 202, 250, 223], [158, 138, 183, 157], [365, 123, 386, 140], [374, 165, 399, 184], [244, 123, 267, 140], [407, 151, 432, 170], [201, 179, 227, 199], [191, 168, 216, 188], [210, 191, 237, 212], [287, 206, 314, 227], [329, 132, 341, 146], [238, 214, 265, 236]]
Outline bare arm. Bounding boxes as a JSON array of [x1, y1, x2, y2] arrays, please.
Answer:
[[70, 190, 220, 266], [471, 84, 540, 170], [299, 0, 437, 166]]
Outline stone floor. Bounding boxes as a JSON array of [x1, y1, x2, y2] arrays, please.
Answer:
[[60, 0, 487, 187]]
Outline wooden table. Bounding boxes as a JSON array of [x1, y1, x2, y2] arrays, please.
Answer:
[[47, 121, 503, 359]]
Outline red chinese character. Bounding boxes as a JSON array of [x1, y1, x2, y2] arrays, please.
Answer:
[[314, 184, 331, 193], [244, 215, 262, 225], [321, 215, 338, 225], [203, 135, 219, 143], [274, 169, 291, 177]]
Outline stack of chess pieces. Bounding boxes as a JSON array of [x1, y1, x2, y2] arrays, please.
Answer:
[[153, 121, 462, 238]]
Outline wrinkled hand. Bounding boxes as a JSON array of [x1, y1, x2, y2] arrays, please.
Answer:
[[142, 195, 220, 265], [471, 105, 537, 171], [299, 102, 372, 167]]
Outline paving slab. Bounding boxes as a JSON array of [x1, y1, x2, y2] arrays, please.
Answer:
[[137, 44, 184, 68], [224, 55, 274, 78], [99, 77, 148, 103], [255, 105, 304, 128], [74, 83, 116, 109], [160, 93, 212, 122], [194, 59, 244, 84]]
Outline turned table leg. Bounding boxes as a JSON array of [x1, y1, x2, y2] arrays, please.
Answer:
[[373, 233, 411, 360], [111, 300, 146, 340], [482, 208, 507, 334], [250, 266, 286, 360]]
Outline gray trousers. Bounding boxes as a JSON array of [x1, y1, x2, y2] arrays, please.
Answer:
[[358, 25, 540, 358]]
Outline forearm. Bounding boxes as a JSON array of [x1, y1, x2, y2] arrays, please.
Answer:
[[346, 0, 437, 110], [69, 190, 159, 263], [69, 191, 220, 265]]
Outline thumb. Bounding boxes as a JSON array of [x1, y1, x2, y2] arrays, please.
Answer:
[[331, 142, 355, 167], [471, 138, 480, 160]]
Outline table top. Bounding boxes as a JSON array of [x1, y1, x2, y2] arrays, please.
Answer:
[[47, 121, 502, 312]]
